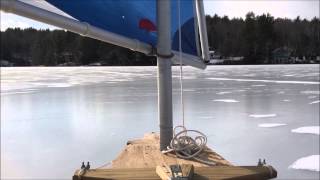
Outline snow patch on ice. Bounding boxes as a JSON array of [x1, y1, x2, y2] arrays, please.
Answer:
[[249, 114, 277, 118], [216, 91, 232, 95], [47, 83, 73, 88], [243, 74, 256, 77], [213, 99, 239, 103], [301, 91, 320, 95], [251, 84, 266, 87], [183, 89, 196, 92], [282, 99, 291, 102], [291, 126, 319, 135], [199, 116, 214, 119], [289, 155, 319, 172], [235, 89, 246, 92], [1, 90, 36, 96], [308, 96, 318, 99], [283, 74, 296, 77], [258, 123, 287, 128], [309, 100, 320, 105], [207, 77, 320, 85]]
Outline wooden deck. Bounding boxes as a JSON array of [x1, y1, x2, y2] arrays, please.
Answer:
[[73, 133, 277, 180], [110, 132, 231, 168]]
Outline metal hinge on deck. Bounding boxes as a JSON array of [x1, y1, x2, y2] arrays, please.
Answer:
[[156, 164, 194, 180]]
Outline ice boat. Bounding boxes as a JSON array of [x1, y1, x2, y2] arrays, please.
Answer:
[[1, 0, 277, 179]]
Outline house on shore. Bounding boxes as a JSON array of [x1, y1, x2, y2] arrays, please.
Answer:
[[208, 50, 224, 64], [271, 47, 292, 64], [0, 60, 14, 67]]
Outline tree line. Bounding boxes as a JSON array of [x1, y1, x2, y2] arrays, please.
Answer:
[[206, 13, 319, 64], [1, 12, 319, 66], [0, 28, 156, 66]]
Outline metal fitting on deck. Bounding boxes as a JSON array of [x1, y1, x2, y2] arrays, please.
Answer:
[[86, 162, 90, 170], [81, 162, 85, 169], [258, 158, 267, 166]]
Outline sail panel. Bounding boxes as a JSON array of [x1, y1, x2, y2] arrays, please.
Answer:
[[45, 0, 199, 57], [19, 0, 74, 19]]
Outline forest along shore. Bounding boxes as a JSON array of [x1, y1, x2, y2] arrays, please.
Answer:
[[1, 13, 319, 67]]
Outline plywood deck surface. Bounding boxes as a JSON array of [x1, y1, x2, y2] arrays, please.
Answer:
[[109, 133, 232, 168]]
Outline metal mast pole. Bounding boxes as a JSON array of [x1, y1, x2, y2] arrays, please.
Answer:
[[196, 0, 210, 61], [157, 0, 173, 150]]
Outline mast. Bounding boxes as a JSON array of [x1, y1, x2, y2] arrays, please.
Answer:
[[196, 0, 210, 61], [157, 0, 173, 150]]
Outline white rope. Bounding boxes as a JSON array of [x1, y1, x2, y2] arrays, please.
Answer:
[[163, 126, 216, 166], [177, 0, 185, 126]]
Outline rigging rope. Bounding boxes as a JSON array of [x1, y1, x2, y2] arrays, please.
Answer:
[[163, 126, 216, 166], [177, 0, 185, 127], [164, 0, 215, 166]]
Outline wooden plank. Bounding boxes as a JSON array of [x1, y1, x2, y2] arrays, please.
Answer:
[[181, 164, 194, 178], [156, 165, 171, 180], [73, 166, 277, 180]]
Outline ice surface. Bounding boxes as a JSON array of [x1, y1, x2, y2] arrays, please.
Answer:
[[289, 155, 319, 172], [309, 100, 320, 105], [243, 74, 256, 77], [249, 114, 277, 118], [291, 126, 320, 135], [207, 77, 320, 85], [1, 91, 33, 96], [1, 89, 37, 95], [1, 65, 319, 179], [213, 99, 239, 103], [1, 67, 157, 92], [102, 101, 134, 104], [258, 123, 287, 128]]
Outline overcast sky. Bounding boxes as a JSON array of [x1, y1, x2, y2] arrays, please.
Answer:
[[1, 0, 319, 31]]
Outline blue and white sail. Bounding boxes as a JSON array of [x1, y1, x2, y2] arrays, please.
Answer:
[[46, 0, 199, 57], [0, 0, 209, 69]]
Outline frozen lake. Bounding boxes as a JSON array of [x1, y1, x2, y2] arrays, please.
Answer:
[[1, 64, 319, 179]]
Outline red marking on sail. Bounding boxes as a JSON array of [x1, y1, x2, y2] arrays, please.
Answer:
[[139, 18, 156, 32]]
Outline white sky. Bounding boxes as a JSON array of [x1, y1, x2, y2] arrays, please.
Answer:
[[1, 0, 319, 31], [205, 0, 319, 19]]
